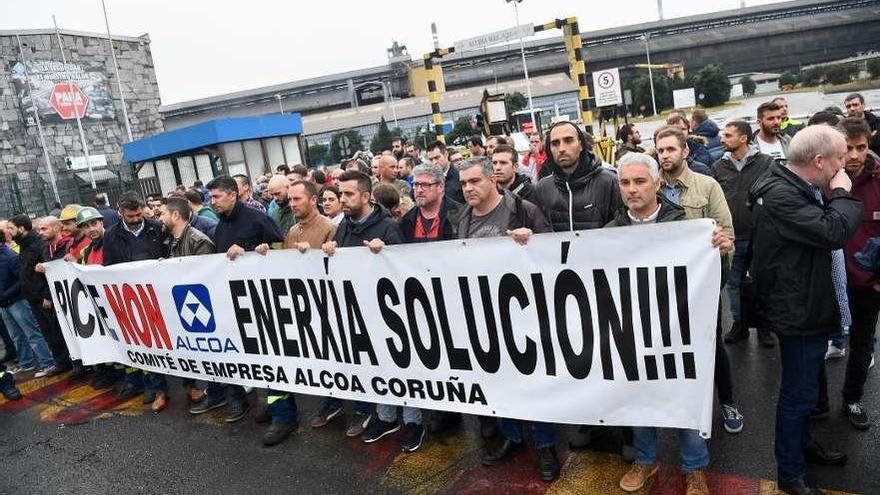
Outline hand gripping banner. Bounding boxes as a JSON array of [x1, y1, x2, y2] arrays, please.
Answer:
[[45, 220, 721, 436]]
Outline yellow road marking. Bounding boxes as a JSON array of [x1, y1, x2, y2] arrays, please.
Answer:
[[37, 385, 109, 420], [380, 431, 482, 494], [547, 451, 634, 495]]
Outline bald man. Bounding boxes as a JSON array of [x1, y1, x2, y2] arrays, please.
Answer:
[[268, 174, 297, 240], [376, 154, 412, 199], [36, 216, 70, 260]]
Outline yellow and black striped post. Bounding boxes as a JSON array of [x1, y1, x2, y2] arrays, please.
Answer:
[[422, 47, 455, 144], [561, 17, 593, 130]]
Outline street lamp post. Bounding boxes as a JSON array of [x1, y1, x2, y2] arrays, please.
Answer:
[[641, 32, 658, 116], [274, 94, 284, 114], [506, 0, 536, 127]]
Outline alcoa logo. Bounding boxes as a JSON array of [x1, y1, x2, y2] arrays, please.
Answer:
[[172, 284, 215, 333]]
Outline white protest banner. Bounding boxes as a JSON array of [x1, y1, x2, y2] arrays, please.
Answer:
[[46, 220, 720, 435]]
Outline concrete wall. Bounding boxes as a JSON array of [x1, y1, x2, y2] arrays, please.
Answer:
[[0, 30, 163, 216]]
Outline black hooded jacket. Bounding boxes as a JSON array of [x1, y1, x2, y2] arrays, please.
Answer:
[[534, 122, 623, 231], [504, 173, 536, 203], [14, 230, 51, 304], [103, 218, 168, 266], [748, 162, 862, 336], [334, 204, 404, 247]]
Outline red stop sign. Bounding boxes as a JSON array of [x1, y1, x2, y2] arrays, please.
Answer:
[[48, 82, 89, 120]]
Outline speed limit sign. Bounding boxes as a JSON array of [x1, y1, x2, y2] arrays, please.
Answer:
[[592, 68, 623, 107]]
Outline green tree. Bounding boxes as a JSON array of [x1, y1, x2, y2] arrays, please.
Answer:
[[369, 117, 395, 154], [801, 67, 823, 86], [739, 76, 757, 96], [826, 64, 857, 85], [780, 71, 799, 87], [306, 143, 328, 166], [445, 116, 476, 146], [626, 74, 673, 116], [328, 129, 365, 164], [868, 59, 880, 79], [692, 64, 731, 107]]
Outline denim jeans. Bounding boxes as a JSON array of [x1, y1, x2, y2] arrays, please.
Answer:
[[776, 335, 827, 483], [144, 372, 168, 393], [727, 239, 751, 322], [376, 404, 422, 425], [323, 397, 371, 415], [267, 389, 298, 424], [633, 427, 709, 472], [501, 419, 556, 449], [0, 299, 54, 368]]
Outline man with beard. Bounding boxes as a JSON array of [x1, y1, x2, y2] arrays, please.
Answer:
[[534, 121, 622, 232], [615, 124, 645, 163], [391, 137, 407, 160], [823, 117, 880, 431], [319, 170, 402, 438], [772, 96, 805, 138], [154, 197, 214, 412], [101, 191, 168, 403], [844, 93, 880, 155], [655, 125, 744, 436], [267, 174, 296, 242], [714, 121, 775, 348], [254, 180, 337, 446], [754, 101, 791, 163]]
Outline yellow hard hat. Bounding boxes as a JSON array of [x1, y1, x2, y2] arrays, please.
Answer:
[[59, 204, 83, 222]]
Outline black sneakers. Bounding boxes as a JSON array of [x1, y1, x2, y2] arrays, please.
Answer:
[[843, 402, 870, 430], [189, 394, 228, 415], [362, 419, 400, 443], [400, 423, 426, 452]]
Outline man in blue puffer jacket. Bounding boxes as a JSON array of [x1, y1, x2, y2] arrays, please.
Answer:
[[691, 108, 724, 163]]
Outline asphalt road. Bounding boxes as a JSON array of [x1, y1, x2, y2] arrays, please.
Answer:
[[1, 322, 877, 495]]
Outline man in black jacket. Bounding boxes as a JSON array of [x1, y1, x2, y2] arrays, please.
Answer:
[[7, 215, 69, 376], [534, 121, 622, 232], [714, 120, 775, 347], [426, 140, 465, 204], [319, 170, 402, 439], [492, 144, 536, 203], [189, 176, 283, 423], [749, 125, 861, 495], [101, 191, 169, 402]]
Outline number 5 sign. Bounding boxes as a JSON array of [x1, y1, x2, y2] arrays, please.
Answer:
[[592, 68, 623, 107]]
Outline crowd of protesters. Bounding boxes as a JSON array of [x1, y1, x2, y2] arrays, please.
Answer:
[[0, 92, 878, 495]]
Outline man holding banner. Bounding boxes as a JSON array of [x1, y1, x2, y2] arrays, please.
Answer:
[[448, 156, 560, 481], [610, 152, 730, 495], [190, 176, 282, 423], [319, 170, 403, 438]]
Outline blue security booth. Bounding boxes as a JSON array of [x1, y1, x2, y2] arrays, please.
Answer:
[[122, 114, 305, 196]]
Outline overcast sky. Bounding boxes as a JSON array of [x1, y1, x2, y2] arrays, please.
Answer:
[[4, 0, 787, 105]]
